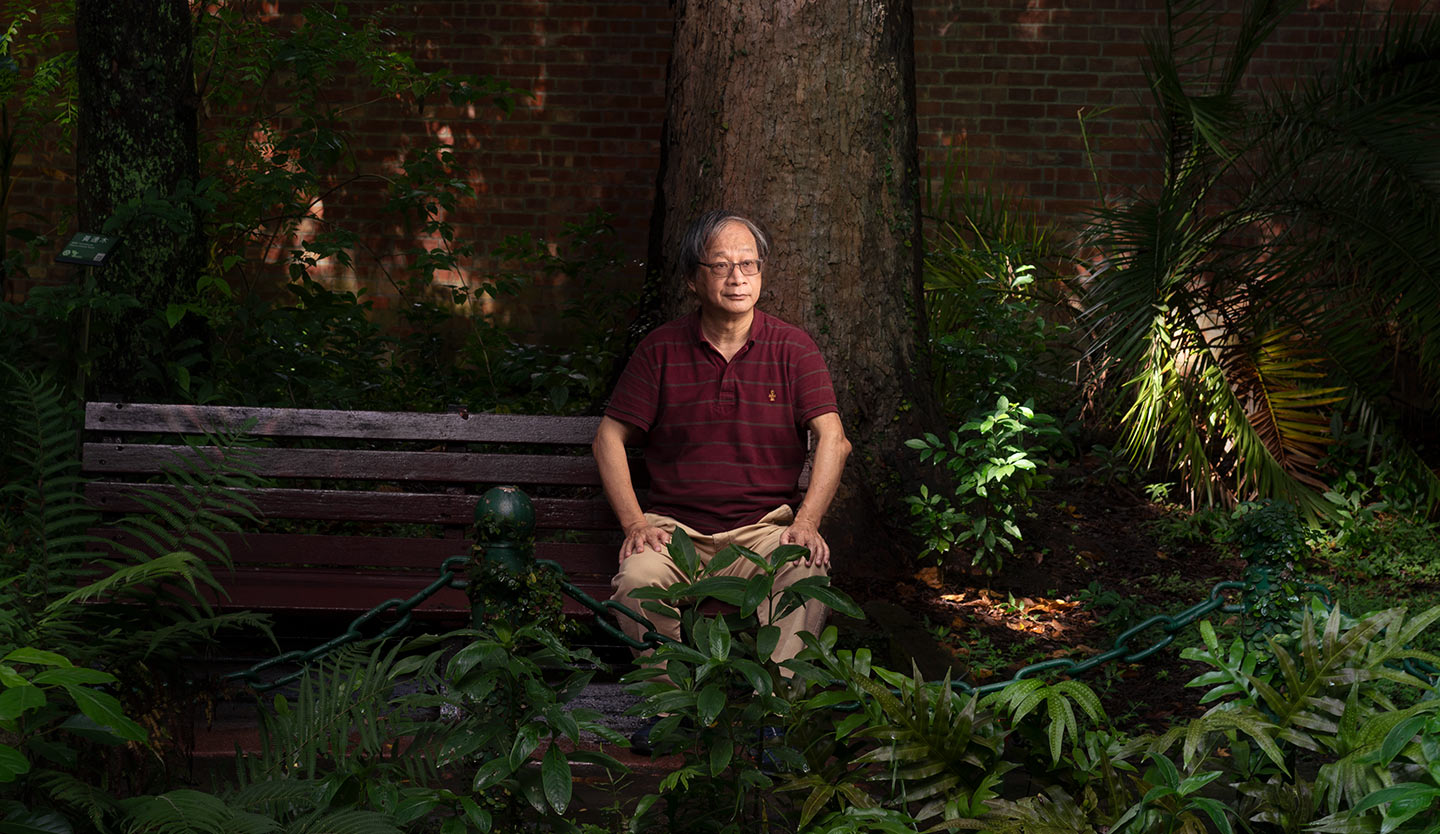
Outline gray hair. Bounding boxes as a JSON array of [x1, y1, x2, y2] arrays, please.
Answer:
[[679, 210, 771, 279]]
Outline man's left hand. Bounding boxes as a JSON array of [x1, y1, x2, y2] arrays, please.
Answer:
[[781, 520, 830, 568]]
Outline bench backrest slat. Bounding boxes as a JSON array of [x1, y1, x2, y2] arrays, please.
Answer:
[[85, 402, 600, 445], [83, 444, 605, 486], [85, 483, 615, 529]]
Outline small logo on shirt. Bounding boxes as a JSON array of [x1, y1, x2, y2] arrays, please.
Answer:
[[768, 390, 776, 402]]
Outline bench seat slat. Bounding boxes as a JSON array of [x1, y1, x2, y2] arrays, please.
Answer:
[[82, 444, 604, 485], [217, 533, 616, 576], [85, 483, 617, 529], [188, 566, 612, 618], [85, 402, 600, 445], [91, 531, 617, 618]]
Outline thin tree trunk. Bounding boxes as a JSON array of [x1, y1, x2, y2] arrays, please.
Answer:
[[76, 0, 203, 399], [649, 0, 934, 571]]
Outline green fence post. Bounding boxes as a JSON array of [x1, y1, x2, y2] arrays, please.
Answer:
[[470, 485, 537, 627], [1231, 500, 1306, 646]]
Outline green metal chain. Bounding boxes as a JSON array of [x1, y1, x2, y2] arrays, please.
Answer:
[[226, 556, 470, 692], [963, 581, 1245, 695], [544, 564, 1256, 694], [228, 487, 1437, 697]]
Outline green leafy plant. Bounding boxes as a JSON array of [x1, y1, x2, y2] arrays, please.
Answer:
[[620, 529, 861, 833], [210, 620, 628, 834], [906, 396, 1061, 574], [1161, 603, 1440, 832], [1229, 500, 1309, 642], [922, 148, 1079, 420], [0, 646, 146, 833], [0, 363, 266, 660], [788, 633, 1013, 827], [0, 361, 273, 824]]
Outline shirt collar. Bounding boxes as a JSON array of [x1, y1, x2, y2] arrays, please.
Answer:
[[689, 309, 766, 347]]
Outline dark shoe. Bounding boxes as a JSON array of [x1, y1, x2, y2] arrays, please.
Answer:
[[754, 725, 788, 774]]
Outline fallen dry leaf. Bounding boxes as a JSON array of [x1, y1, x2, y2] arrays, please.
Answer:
[[914, 567, 942, 589]]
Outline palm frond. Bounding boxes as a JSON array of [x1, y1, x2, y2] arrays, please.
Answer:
[[1080, 1, 1440, 511]]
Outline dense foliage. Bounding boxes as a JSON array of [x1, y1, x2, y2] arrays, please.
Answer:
[[3, 1, 1440, 832], [1, 2, 630, 414]]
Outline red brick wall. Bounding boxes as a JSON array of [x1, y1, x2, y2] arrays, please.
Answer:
[[913, 0, 1417, 224], [237, 0, 672, 339], [5, 0, 1425, 334]]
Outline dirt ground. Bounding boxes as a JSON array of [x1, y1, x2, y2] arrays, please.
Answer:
[[830, 461, 1246, 731]]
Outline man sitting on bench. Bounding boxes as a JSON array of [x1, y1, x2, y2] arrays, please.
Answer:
[[591, 210, 852, 747]]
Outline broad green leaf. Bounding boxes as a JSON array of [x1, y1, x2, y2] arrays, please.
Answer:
[[741, 574, 772, 619], [0, 686, 45, 721], [1351, 782, 1440, 816], [685, 576, 748, 605], [32, 668, 114, 687], [57, 714, 125, 745], [756, 625, 780, 659], [730, 659, 772, 696], [708, 545, 741, 574], [165, 303, 186, 328], [508, 723, 541, 770], [64, 687, 145, 742], [708, 616, 732, 660], [1188, 796, 1234, 834], [1381, 790, 1440, 834], [541, 744, 571, 814], [779, 577, 862, 620], [668, 528, 700, 580], [0, 743, 31, 782], [0, 807, 70, 833], [1, 649, 70, 668], [768, 544, 809, 569], [1378, 714, 1428, 765], [697, 684, 726, 727], [709, 739, 733, 776], [459, 797, 492, 832], [473, 758, 509, 791]]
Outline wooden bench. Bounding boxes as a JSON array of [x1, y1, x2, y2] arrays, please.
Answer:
[[81, 402, 623, 621]]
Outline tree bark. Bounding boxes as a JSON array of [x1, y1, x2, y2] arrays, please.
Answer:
[[75, 0, 203, 398], [649, 0, 935, 572]]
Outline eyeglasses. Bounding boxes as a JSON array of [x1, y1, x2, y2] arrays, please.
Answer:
[[698, 259, 763, 277]]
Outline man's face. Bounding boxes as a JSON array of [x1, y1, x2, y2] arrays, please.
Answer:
[[690, 220, 762, 319]]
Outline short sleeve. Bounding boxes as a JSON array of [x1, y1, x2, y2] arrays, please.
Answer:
[[604, 340, 661, 431], [790, 331, 838, 425]]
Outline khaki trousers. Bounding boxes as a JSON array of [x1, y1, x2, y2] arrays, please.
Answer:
[[610, 505, 828, 672]]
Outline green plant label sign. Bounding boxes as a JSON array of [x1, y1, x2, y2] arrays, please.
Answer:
[[56, 233, 119, 266]]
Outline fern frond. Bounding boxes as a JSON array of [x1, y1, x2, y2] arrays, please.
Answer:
[[29, 767, 121, 830], [288, 809, 401, 834], [249, 638, 451, 785], [43, 551, 209, 611], [121, 789, 237, 834]]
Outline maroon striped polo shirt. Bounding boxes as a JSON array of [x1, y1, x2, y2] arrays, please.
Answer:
[[605, 309, 839, 534]]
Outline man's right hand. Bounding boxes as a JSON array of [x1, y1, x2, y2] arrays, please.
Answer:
[[620, 521, 672, 562]]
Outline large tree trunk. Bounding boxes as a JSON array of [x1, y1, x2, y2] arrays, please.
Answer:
[[649, 0, 934, 572], [75, 0, 203, 399]]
